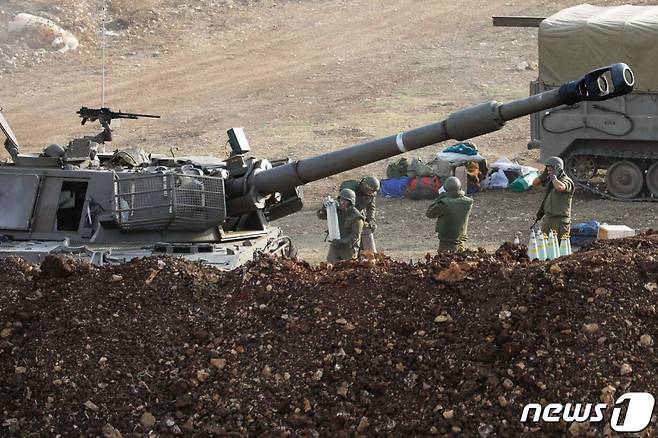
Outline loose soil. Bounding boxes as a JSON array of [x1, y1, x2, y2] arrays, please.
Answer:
[[1, 234, 658, 436]]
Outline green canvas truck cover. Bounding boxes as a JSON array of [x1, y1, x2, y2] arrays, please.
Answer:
[[539, 4, 658, 91]]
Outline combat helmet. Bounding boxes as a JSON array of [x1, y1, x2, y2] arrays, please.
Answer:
[[338, 188, 357, 205], [544, 156, 564, 173], [360, 176, 381, 193], [444, 176, 461, 192], [111, 147, 150, 167], [44, 144, 65, 158]]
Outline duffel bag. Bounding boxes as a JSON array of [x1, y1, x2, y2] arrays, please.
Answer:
[[404, 176, 441, 200]]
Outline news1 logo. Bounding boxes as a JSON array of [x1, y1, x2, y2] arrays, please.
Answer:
[[520, 392, 655, 433]]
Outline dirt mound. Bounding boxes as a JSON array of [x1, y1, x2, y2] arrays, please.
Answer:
[[1, 235, 658, 436]]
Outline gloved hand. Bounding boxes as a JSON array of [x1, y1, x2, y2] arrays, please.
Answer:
[[549, 174, 558, 182], [368, 221, 377, 233]]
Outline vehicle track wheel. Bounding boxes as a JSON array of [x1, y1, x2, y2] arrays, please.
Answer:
[[286, 242, 298, 259], [606, 160, 644, 199], [566, 155, 597, 182], [647, 161, 658, 198]]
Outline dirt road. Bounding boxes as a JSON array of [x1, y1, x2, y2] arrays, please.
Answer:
[[1, 0, 655, 263]]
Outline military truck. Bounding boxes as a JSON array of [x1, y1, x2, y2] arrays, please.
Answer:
[[526, 5, 658, 200], [0, 63, 633, 268]]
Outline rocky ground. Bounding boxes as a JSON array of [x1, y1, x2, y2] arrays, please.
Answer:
[[1, 233, 658, 436]]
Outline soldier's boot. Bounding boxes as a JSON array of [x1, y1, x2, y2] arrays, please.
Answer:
[[438, 241, 464, 253]]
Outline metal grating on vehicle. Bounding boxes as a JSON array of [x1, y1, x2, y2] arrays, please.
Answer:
[[114, 173, 226, 231]]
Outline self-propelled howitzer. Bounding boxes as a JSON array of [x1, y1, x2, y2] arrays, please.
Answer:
[[0, 63, 633, 269]]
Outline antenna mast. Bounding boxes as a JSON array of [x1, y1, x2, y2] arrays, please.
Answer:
[[101, 0, 107, 107]]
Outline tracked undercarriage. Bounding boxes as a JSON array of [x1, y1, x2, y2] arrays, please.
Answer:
[[564, 147, 658, 201]]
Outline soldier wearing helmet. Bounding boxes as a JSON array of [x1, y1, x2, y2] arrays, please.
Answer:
[[426, 176, 473, 252], [317, 188, 365, 262], [532, 156, 574, 240], [339, 176, 380, 252]]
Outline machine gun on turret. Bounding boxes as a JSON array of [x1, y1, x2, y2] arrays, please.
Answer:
[[0, 106, 160, 164], [77, 106, 160, 143]]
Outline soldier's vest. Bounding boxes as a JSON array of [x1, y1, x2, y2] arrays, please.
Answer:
[[337, 206, 364, 249], [543, 174, 574, 219], [435, 193, 473, 245]]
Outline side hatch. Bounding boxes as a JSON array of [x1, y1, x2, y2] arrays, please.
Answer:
[[56, 181, 89, 232], [0, 173, 40, 230]]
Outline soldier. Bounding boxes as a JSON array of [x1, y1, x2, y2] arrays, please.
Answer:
[[532, 156, 574, 240], [317, 188, 365, 262], [425, 176, 473, 252], [339, 176, 380, 252]]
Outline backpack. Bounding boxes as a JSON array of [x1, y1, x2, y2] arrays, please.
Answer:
[[386, 158, 409, 178], [509, 171, 538, 192], [404, 176, 441, 200], [427, 158, 452, 179], [406, 158, 434, 177]]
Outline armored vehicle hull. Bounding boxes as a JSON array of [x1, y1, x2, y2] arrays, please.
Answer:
[[529, 5, 658, 200]]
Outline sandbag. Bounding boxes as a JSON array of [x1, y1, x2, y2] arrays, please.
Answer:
[[404, 176, 441, 200], [428, 158, 452, 179]]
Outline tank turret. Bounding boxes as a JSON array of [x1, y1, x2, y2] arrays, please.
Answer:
[[0, 63, 633, 269]]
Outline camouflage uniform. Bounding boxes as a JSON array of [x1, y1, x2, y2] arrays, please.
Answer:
[[536, 172, 574, 240], [317, 194, 365, 262], [339, 179, 376, 226], [339, 178, 378, 254], [426, 177, 473, 252]]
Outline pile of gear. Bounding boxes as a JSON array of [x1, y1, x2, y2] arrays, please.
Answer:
[[481, 157, 539, 192], [312, 143, 490, 263], [1, 232, 657, 436], [382, 142, 488, 199]]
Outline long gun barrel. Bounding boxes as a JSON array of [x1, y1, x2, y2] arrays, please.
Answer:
[[227, 63, 634, 213]]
